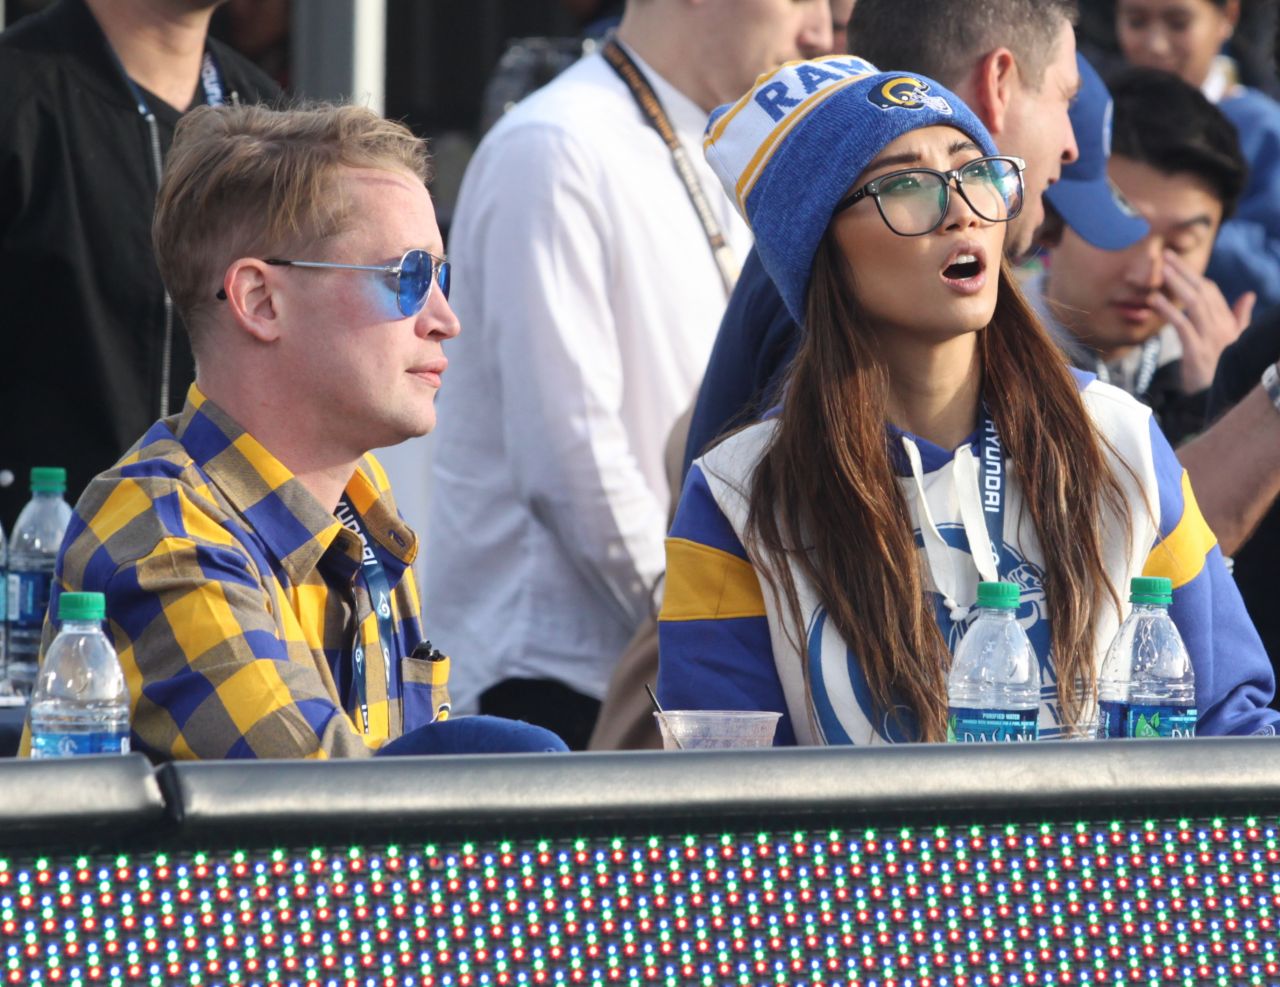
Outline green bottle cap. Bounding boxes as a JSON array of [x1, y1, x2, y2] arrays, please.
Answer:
[[57, 592, 105, 622], [1130, 576, 1173, 606], [30, 466, 67, 493], [976, 581, 1020, 609]]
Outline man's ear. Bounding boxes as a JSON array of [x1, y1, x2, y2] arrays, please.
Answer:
[[221, 258, 281, 343], [1223, 0, 1241, 31], [967, 47, 1020, 137]]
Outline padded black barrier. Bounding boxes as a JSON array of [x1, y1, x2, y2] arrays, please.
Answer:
[[155, 738, 1280, 843], [0, 752, 165, 849]]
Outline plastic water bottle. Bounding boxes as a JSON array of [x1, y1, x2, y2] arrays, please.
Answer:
[[947, 581, 1040, 742], [1096, 576, 1196, 739], [30, 591, 130, 758], [6, 467, 72, 696]]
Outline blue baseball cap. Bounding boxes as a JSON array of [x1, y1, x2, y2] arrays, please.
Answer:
[[1044, 53, 1149, 250]]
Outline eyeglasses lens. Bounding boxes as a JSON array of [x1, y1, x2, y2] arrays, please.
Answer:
[[876, 158, 1024, 235], [877, 172, 949, 236], [958, 158, 1023, 224]]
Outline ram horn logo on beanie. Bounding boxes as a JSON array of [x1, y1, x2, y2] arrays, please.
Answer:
[[703, 57, 999, 325], [867, 76, 954, 114]]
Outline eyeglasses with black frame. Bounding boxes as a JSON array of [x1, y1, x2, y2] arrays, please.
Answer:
[[834, 155, 1026, 237], [214, 248, 451, 318]]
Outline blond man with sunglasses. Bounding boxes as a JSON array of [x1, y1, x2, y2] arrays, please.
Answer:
[[20, 103, 568, 761]]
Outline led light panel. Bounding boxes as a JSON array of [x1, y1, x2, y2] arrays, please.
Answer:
[[1, 815, 1276, 986]]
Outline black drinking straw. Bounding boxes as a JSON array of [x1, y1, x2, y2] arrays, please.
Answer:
[[644, 683, 682, 750]]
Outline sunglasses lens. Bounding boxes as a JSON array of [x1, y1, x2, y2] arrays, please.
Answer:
[[437, 261, 451, 301], [397, 249, 433, 317]]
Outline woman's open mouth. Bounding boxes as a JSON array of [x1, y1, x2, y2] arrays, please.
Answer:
[[943, 255, 982, 280], [940, 245, 988, 294]]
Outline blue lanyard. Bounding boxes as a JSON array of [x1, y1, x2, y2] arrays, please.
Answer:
[[977, 404, 1008, 579], [336, 496, 398, 734], [198, 48, 226, 107]]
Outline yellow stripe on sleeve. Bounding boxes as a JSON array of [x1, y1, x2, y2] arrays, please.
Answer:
[[660, 537, 767, 622], [178, 488, 239, 547], [160, 577, 246, 661], [216, 660, 298, 738], [86, 478, 155, 543], [1142, 471, 1218, 589]]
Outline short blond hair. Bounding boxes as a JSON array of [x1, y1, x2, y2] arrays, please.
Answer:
[[153, 102, 431, 348]]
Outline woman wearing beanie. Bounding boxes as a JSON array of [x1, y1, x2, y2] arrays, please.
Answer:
[[657, 58, 1279, 744]]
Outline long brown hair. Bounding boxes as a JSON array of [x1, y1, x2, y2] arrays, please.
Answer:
[[744, 229, 1129, 742]]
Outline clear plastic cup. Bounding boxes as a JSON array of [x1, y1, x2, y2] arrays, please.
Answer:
[[653, 710, 781, 750]]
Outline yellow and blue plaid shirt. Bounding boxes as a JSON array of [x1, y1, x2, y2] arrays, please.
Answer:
[[24, 385, 449, 759]]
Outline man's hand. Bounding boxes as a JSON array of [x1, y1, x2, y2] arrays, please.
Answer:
[[1154, 249, 1255, 394]]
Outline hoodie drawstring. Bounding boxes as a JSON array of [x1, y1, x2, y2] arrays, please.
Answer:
[[902, 435, 1001, 626], [953, 444, 1000, 584]]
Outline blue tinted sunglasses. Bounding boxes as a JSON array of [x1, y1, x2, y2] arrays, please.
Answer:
[[216, 248, 450, 318]]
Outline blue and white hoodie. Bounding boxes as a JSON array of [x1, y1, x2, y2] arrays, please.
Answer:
[[657, 372, 1279, 744]]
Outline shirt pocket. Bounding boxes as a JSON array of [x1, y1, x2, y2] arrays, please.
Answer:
[[400, 653, 451, 732]]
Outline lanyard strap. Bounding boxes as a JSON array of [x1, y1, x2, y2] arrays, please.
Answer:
[[198, 48, 227, 106], [336, 496, 398, 734], [977, 404, 1008, 579], [602, 40, 739, 297]]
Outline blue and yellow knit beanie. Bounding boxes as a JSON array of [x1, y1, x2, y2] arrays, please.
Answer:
[[703, 57, 1000, 324]]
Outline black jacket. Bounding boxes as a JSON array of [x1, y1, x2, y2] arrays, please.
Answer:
[[1136, 359, 1209, 448], [0, 0, 278, 527]]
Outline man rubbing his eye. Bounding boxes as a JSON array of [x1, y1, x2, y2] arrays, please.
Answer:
[[1031, 67, 1250, 447]]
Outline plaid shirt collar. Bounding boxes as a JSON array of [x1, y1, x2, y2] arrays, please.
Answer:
[[171, 384, 417, 586]]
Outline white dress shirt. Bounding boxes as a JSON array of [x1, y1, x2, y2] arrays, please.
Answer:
[[425, 48, 752, 711]]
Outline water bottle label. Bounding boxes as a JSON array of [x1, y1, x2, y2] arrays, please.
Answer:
[[947, 707, 1038, 743], [1127, 704, 1197, 739], [7, 570, 52, 629], [30, 731, 130, 758], [1098, 700, 1129, 740]]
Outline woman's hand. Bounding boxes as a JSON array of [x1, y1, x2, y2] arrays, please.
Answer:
[[1153, 249, 1255, 394]]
